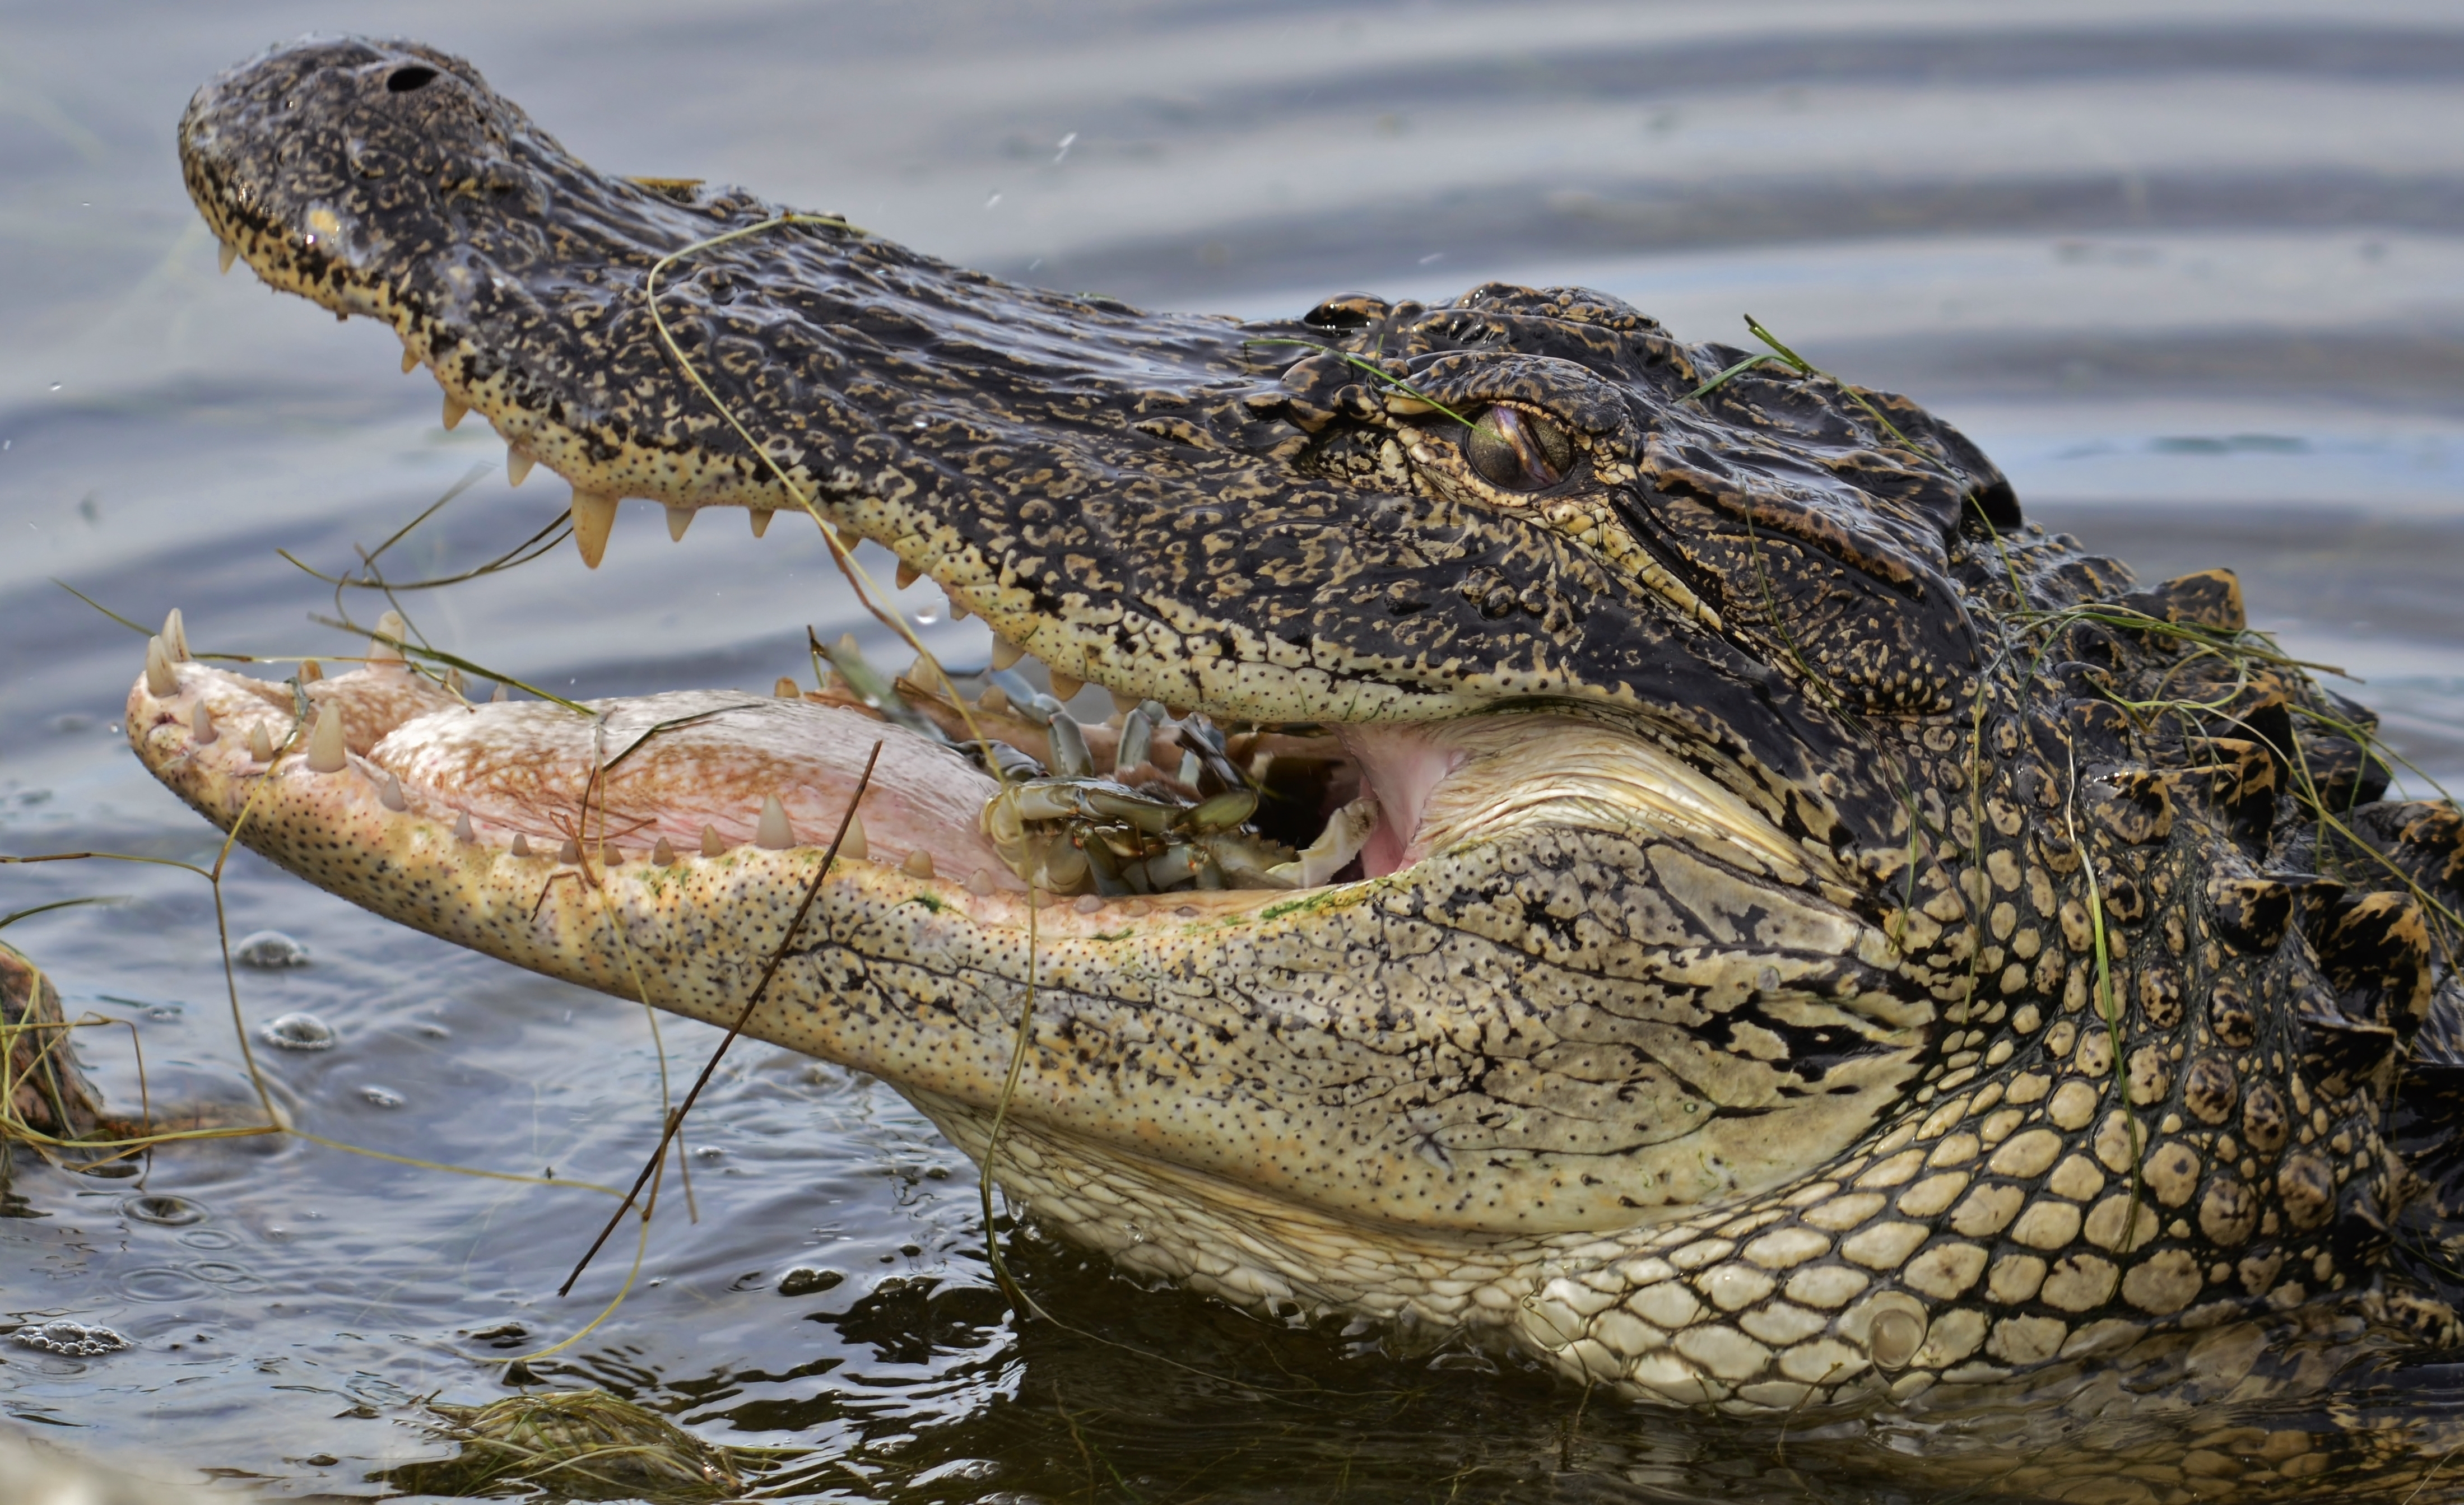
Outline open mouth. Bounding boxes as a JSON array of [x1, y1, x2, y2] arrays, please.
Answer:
[[131, 599, 1819, 939]]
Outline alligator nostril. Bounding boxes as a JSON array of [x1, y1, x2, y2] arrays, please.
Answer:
[[385, 65, 439, 94]]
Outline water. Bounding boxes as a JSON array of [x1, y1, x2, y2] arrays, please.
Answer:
[[2, 1, 2462, 1497]]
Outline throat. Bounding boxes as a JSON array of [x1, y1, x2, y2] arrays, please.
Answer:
[[1336, 715, 1830, 884]]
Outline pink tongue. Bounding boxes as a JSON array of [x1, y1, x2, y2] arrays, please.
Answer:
[[372, 688, 1017, 882], [1335, 725, 1462, 878]]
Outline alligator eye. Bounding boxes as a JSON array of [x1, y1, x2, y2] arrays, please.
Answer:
[[385, 66, 440, 94], [1462, 406, 1573, 491]]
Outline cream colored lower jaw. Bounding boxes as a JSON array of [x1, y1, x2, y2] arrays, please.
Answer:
[[912, 1087, 1551, 1328]]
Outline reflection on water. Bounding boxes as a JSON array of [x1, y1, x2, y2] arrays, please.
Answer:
[[2, 1, 2461, 1498]]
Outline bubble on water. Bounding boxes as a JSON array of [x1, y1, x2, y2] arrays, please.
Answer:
[[777, 1267, 844, 1297], [360, 1085, 405, 1108], [123, 1193, 206, 1226], [234, 930, 312, 968], [16, 1320, 129, 1357], [262, 1012, 336, 1050]]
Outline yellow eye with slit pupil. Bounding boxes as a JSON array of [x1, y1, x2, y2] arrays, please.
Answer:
[[1463, 406, 1573, 491]]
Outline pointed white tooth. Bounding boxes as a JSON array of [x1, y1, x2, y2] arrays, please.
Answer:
[[901, 849, 936, 879], [506, 448, 534, 487], [299, 659, 322, 683], [446, 667, 465, 696], [455, 810, 475, 842], [306, 703, 347, 774], [603, 845, 625, 867], [839, 812, 868, 861], [370, 609, 407, 662], [665, 504, 694, 542], [144, 636, 178, 696], [749, 508, 774, 538], [401, 348, 419, 374], [161, 608, 190, 661], [1110, 689, 1138, 716], [441, 393, 468, 430], [557, 836, 582, 864], [378, 772, 408, 812], [756, 794, 796, 850], [774, 677, 800, 699], [991, 637, 1024, 670], [491, 681, 509, 703], [895, 561, 920, 590], [218, 240, 239, 275], [978, 684, 1010, 715], [701, 823, 726, 858], [653, 836, 676, 866], [966, 868, 996, 896], [1049, 670, 1084, 701], [947, 597, 970, 621], [190, 701, 217, 744], [248, 723, 273, 762], [511, 833, 531, 857], [570, 488, 617, 569]]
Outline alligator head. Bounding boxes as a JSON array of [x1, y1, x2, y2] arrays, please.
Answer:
[[140, 35, 2464, 1419]]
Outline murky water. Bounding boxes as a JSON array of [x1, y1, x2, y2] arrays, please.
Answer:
[[3, 2, 2463, 1498]]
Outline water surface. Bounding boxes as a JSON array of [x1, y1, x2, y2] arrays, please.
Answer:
[[3, 2, 2462, 1498]]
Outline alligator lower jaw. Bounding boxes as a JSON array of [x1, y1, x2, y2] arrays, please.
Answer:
[[124, 654, 1351, 950]]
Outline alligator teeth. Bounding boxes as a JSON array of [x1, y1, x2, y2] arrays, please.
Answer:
[[841, 812, 868, 860], [401, 349, 419, 374], [454, 810, 475, 842], [378, 772, 408, 812], [991, 637, 1024, 670], [506, 448, 534, 487], [774, 677, 800, 699], [143, 636, 178, 696], [570, 488, 618, 569], [701, 824, 725, 858], [947, 598, 970, 621], [603, 845, 625, 866], [217, 240, 238, 275], [369, 609, 407, 663], [161, 608, 190, 661], [901, 849, 935, 879], [1049, 670, 1084, 701], [299, 659, 322, 683], [305, 703, 347, 774], [1109, 689, 1138, 716], [441, 394, 467, 430], [966, 869, 996, 896], [652, 836, 676, 866], [247, 723, 273, 762], [895, 562, 920, 590], [557, 837, 582, 864], [189, 701, 216, 744], [756, 794, 796, 850], [664, 504, 694, 542], [749, 508, 773, 538], [510, 834, 531, 857], [491, 682, 508, 702]]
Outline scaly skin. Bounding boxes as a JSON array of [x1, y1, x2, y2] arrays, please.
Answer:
[[142, 37, 2464, 1470]]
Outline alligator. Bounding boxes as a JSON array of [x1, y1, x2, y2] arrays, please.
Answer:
[[133, 35, 2464, 1483]]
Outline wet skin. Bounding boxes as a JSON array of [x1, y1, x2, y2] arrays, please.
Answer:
[[132, 35, 2464, 1462]]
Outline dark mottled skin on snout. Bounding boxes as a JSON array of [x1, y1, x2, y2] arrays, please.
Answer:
[[155, 35, 2464, 1483]]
